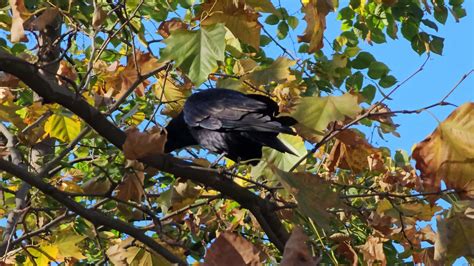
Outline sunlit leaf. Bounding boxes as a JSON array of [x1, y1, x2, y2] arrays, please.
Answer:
[[160, 24, 226, 85]]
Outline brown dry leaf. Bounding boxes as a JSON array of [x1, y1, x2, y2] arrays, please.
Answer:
[[101, 52, 164, 100], [419, 247, 439, 266], [281, 227, 315, 266], [203, 231, 264, 266], [434, 201, 474, 263], [57, 61, 77, 85], [0, 72, 19, 87], [116, 171, 145, 209], [335, 241, 358, 266], [0, 146, 9, 157], [107, 237, 181, 266], [158, 19, 188, 38], [356, 235, 387, 266], [412, 103, 474, 201], [122, 126, 167, 160], [298, 0, 334, 53], [9, 0, 30, 42], [29, 7, 60, 31], [92, 5, 107, 29], [327, 129, 386, 174], [0, 87, 14, 103], [198, 0, 262, 50], [370, 103, 400, 137]]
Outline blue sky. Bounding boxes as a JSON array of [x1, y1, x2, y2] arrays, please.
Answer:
[[264, 1, 472, 264]]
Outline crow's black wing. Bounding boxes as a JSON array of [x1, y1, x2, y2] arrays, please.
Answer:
[[183, 89, 294, 134]]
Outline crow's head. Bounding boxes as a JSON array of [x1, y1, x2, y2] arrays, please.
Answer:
[[164, 112, 197, 153]]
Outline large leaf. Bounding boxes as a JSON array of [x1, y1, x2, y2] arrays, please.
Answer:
[[243, 57, 295, 87], [412, 103, 474, 200], [434, 201, 474, 263], [160, 24, 226, 85], [271, 166, 343, 229], [291, 93, 362, 142], [203, 231, 264, 265], [198, 0, 262, 50], [43, 114, 82, 142], [251, 134, 306, 180]]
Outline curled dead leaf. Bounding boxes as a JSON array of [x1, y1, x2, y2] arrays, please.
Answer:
[[356, 235, 387, 266], [281, 227, 315, 266], [122, 126, 167, 160], [29, 7, 60, 31], [203, 231, 264, 265], [158, 19, 188, 38], [412, 103, 474, 201]]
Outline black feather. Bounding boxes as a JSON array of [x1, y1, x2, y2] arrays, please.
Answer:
[[164, 88, 298, 164]]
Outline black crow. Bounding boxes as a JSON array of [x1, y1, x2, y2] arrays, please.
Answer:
[[164, 88, 297, 164]]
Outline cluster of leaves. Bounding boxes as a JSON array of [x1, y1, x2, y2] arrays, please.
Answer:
[[0, 0, 471, 265]]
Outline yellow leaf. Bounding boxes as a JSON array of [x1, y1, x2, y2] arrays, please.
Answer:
[[44, 114, 82, 142], [198, 0, 262, 50], [25, 243, 59, 266], [57, 180, 84, 193], [243, 57, 296, 87], [412, 103, 474, 201], [153, 74, 191, 117], [0, 99, 26, 129], [54, 230, 87, 260]]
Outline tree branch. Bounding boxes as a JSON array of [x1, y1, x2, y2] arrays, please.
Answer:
[[0, 159, 186, 265], [0, 49, 289, 252]]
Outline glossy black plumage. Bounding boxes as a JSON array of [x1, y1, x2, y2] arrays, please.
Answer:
[[164, 88, 297, 163]]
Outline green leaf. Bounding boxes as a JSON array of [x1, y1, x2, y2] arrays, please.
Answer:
[[265, 14, 279, 25], [291, 94, 362, 141], [411, 33, 429, 55], [344, 46, 361, 57], [243, 57, 295, 87], [260, 35, 271, 46], [287, 16, 299, 29], [44, 114, 82, 142], [361, 84, 376, 104], [379, 75, 397, 88], [346, 71, 364, 91], [430, 35, 445, 55], [370, 28, 387, 43], [160, 24, 226, 86], [421, 19, 439, 31], [434, 6, 448, 24], [271, 167, 343, 229], [251, 134, 307, 179], [401, 20, 419, 40], [277, 21, 289, 39], [338, 7, 355, 20], [368, 61, 389, 79], [351, 51, 375, 69]]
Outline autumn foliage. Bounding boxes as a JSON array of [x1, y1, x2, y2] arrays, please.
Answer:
[[0, 0, 472, 265]]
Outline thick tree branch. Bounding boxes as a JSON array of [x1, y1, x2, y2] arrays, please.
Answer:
[[0, 50, 289, 252], [0, 159, 185, 265]]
